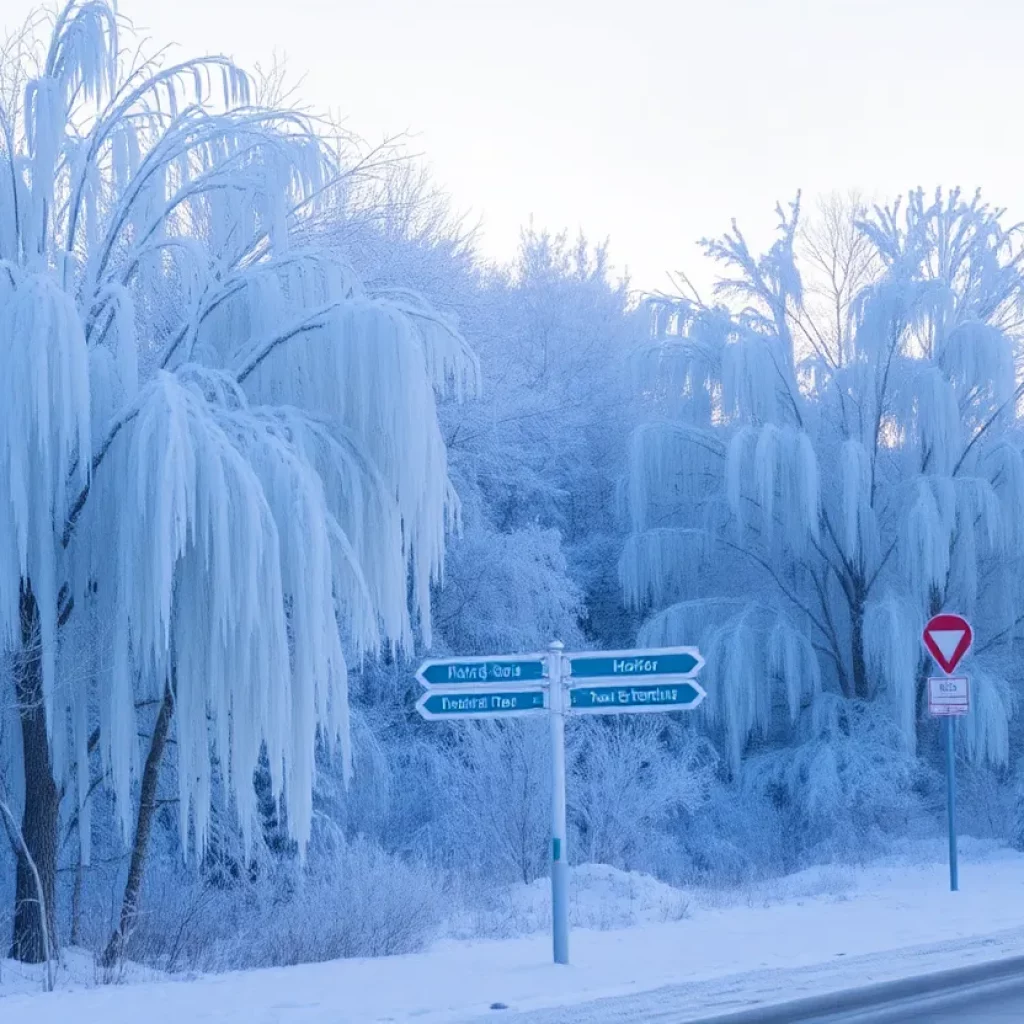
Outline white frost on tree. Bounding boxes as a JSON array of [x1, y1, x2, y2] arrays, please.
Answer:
[[0, 0, 475, 877], [623, 189, 1024, 772]]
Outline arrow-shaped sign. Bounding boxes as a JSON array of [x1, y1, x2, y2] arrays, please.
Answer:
[[567, 646, 704, 683], [415, 688, 547, 720], [416, 655, 546, 688], [570, 679, 706, 715]]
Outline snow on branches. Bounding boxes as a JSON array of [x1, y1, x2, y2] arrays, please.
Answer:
[[624, 189, 1024, 770], [0, 1, 475, 860]]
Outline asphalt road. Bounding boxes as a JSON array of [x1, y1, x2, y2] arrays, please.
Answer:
[[902, 989, 1024, 1020], [469, 967, 1024, 1024], [841, 977, 1024, 1023]]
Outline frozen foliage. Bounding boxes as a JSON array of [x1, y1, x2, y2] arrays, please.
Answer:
[[569, 718, 710, 870], [0, 1, 473, 868], [5, 10, 1023, 971], [624, 189, 1024, 789], [435, 522, 585, 657]]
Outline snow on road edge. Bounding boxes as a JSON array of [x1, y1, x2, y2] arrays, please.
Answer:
[[4, 840, 1024, 1024]]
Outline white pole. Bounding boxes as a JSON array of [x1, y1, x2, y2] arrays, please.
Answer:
[[548, 639, 569, 965]]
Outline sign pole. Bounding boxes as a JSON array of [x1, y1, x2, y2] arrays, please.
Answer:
[[414, 641, 708, 966], [548, 639, 569, 965], [922, 613, 972, 895], [945, 715, 959, 892]]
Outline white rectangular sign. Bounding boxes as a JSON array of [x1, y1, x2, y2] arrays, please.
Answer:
[[928, 676, 969, 717]]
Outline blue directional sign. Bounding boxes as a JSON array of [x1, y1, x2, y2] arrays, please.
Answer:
[[569, 679, 706, 715], [416, 655, 546, 688], [415, 688, 547, 720], [567, 647, 704, 683], [410, 639, 707, 969]]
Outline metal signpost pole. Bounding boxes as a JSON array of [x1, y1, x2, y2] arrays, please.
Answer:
[[415, 642, 708, 967], [922, 613, 972, 895], [548, 640, 569, 966], [946, 715, 958, 892]]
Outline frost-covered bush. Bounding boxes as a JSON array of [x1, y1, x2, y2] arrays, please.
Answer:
[[102, 838, 441, 971], [211, 841, 443, 967], [670, 786, 789, 888], [426, 721, 551, 886], [740, 701, 925, 868], [569, 718, 712, 872], [450, 863, 691, 940], [434, 521, 585, 656]]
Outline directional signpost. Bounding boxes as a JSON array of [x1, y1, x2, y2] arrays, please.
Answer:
[[415, 689, 546, 720], [570, 680, 706, 713], [416, 655, 547, 687], [415, 640, 707, 966], [567, 647, 704, 681], [922, 613, 973, 893]]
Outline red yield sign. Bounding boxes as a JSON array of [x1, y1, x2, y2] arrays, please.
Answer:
[[922, 614, 973, 675]]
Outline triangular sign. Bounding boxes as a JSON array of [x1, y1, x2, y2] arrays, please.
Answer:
[[923, 614, 973, 674]]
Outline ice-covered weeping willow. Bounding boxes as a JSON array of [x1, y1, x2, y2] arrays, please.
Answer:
[[622, 190, 1024, 770], [0, 1, 476, 859]]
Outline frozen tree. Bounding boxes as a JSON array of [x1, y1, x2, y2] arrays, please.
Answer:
[[0, 1, 473, 961], [624, 189, 1024, 787]]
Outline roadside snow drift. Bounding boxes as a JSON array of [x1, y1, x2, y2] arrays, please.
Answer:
[[4, 841, 1024, 1023]]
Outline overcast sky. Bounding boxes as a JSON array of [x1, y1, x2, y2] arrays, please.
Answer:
[[4, 0, 1022, 290]]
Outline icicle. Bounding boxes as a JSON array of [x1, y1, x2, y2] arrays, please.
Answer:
[[728, 425, 818, 546], [626, 422, 723, 534], [768, 617, 820, 721], [754, 423, 780, 530], [956, 669, 1011, 767], [793, 429, 820, 543], [841, 438, 870, 557], [864, 597, 920, 752], [725, 426, 753, 534], [721, 333, 783, 425], [902, 478, 951, 599], [939, 321, 1014, 405], [986, 442, 1024, 555], [912, 367, 960, 474], [0, 270, 91, 716], [619, 528, 707, 610]]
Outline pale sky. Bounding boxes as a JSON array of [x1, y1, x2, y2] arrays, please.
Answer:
[[5, 0, 1024, 290]]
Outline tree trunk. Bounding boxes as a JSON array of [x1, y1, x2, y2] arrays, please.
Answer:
[[850, 596, 869, 700], [100, 683, 174, 968], [10, 583, 59, 964], [70, 855, 82, 948]]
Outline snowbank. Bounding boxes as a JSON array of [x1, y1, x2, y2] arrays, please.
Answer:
[[5, 840, 1024, 1023], [449, 862, 692, 938]]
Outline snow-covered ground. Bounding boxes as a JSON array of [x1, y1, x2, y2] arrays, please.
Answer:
[[5, 838, 1024, 1023]]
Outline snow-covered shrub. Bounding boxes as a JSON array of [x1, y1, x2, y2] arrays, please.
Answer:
[[741, 702, 925, 868], [105, 839, 441, 971], [449, 862, 690, 939], [568, 718, 712, 873], [663, 704, 927, 884], [435, 523, 585, 656], [669, 783, 789, 887], [212, 840, 443, 967], [430, 721, 551, 886]]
